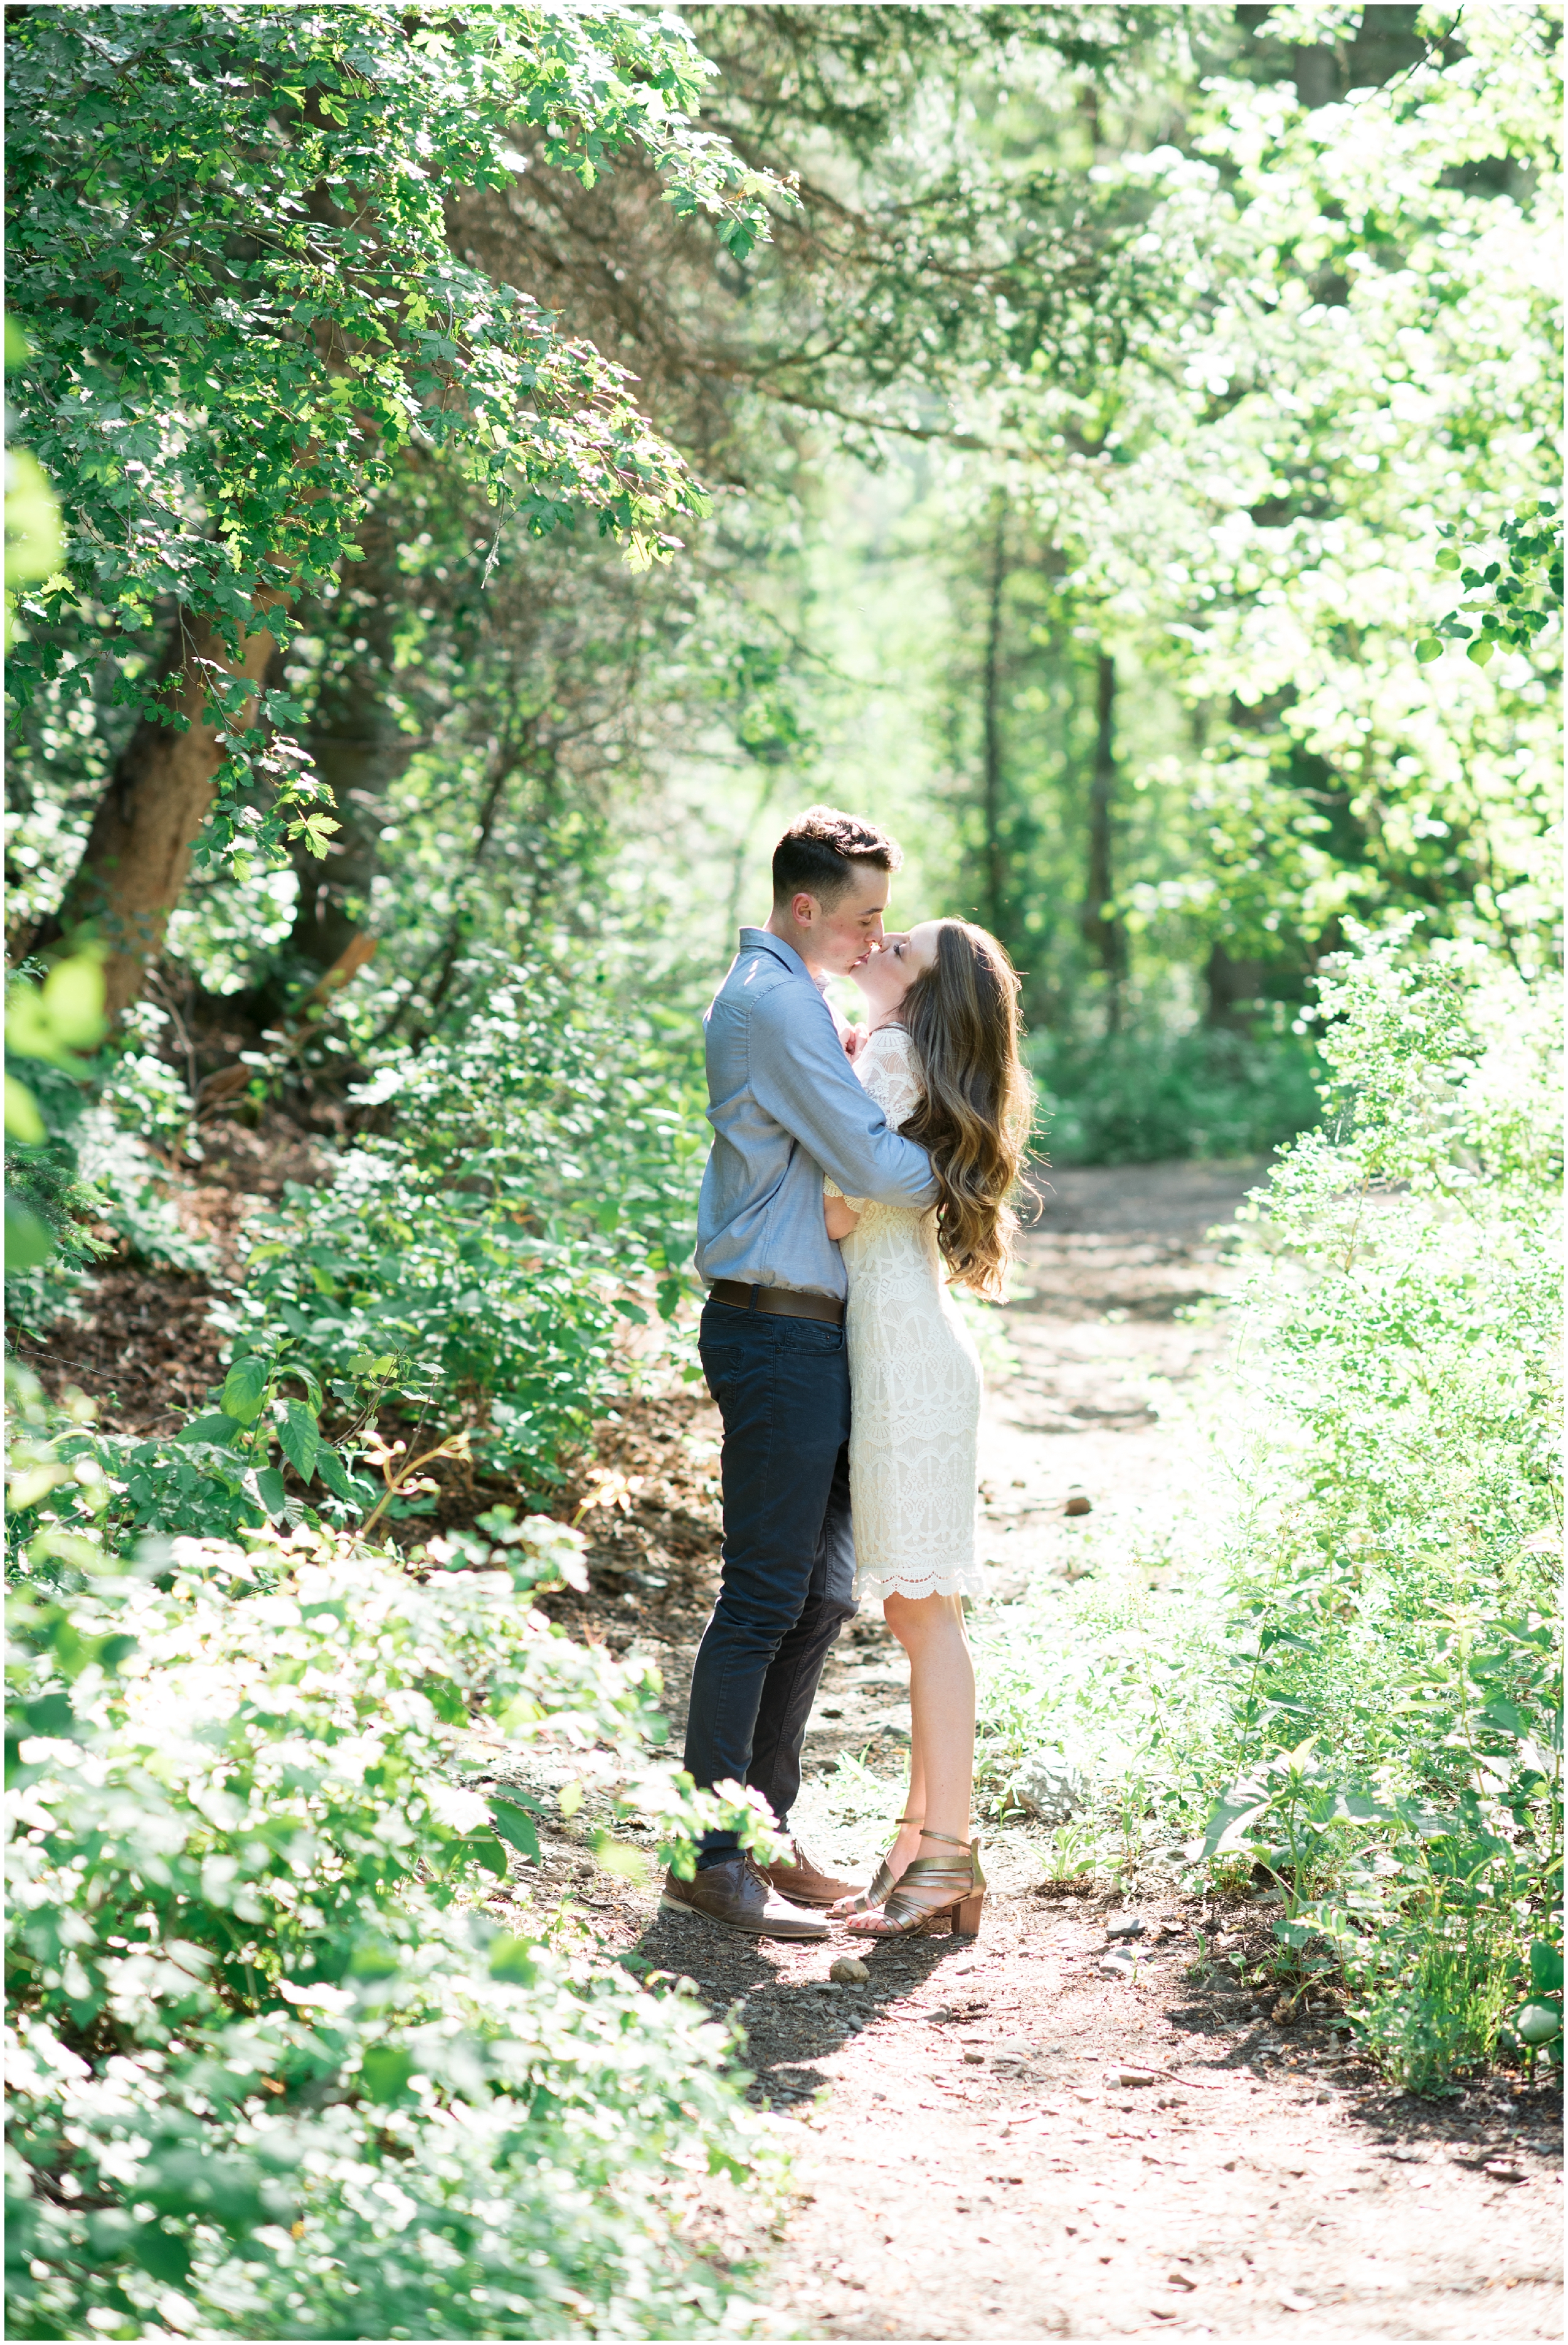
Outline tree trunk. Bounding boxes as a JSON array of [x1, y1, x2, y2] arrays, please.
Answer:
[[29, 599, 286, 1018], [288, 653, 398, 976], [288, 519, 413, 976], [1083, 649, 1128, 1031], [1204, 942, 1265, 1027], [980, 492, 1008, 939]]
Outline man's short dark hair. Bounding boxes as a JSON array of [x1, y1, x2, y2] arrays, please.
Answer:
[[771, 806, 902, 908]]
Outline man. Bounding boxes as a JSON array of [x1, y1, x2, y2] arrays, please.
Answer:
[[664, 807, 937, 1939]]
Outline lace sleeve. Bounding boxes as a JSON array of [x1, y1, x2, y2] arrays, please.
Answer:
[[826, 1029, 923, 1212], [857, 1024, 924, 1129]]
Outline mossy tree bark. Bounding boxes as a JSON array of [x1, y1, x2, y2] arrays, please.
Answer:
[[29, 598, 287, 1018]]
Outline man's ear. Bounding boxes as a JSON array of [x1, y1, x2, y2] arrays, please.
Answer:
[[792, 891, 818, 927]]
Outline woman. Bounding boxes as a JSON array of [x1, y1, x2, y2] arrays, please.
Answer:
[[823, 918, 1032, 1938]]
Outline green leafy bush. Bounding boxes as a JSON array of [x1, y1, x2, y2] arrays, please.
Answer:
[[979, 928, 1562, 2087], [1205, 928, 1561, 2084], [4, 949, 710, 1566], [5, 955, 112, 1310], [6, 1493, 783, 2339], [1032, 1020, 1323, 1164], [6, 964, 209, 1343], [217, 950, 707, 1491]]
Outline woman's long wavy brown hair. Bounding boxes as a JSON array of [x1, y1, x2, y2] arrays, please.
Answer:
[[896, 920, 1034, 1299]]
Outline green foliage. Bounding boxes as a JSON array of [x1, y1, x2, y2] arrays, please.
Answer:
[[220, 948, 707, 1487], [5, 954, 109, 1285], [4, 317, 62, 651], [1206, 927, 1562, 2084], [5, 947, 707, 1570], [6, 1485, 785, 2338], [8, 1, 788, 869], [1033, 1022, 1323, 1164], [6, 959, 213, 1351], [890, 5, 1560, 1043], [977, 928, 1562, 2085], [1417, 501, 1564, 666]]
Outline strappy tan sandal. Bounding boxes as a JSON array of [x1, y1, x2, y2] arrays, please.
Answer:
[[830, 1814, 921, 1917], [844, 1830, 986, 1939]]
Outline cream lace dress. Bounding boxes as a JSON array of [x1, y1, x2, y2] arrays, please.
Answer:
[[826, 1023, 983, 1603]]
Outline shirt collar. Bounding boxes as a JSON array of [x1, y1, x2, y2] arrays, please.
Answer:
[[738, 925, 830, 996]]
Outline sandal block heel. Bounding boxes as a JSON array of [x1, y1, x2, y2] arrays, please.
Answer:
[[953, 1838, 986, 1934], [844, 1831, 985, 1941]]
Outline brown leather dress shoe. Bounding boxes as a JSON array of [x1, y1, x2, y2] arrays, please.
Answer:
[[661, 1854, 829, 1940], [759, 1837, 868, 1910]]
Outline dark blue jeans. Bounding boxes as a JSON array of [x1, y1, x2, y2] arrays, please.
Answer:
[[683, 1298, 857, 1863]]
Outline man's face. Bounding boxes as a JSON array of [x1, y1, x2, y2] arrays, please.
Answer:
[[790, 862, 890, 976]]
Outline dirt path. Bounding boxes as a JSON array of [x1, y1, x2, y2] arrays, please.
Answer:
[[512, 1160, 1561, 2342]]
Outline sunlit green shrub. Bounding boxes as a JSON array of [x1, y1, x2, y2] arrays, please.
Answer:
[[6, 959, 209, 1342], [4, 947, 712, 1566], [1204, 928, 1561, 2082], [215, 949, 707, 1491], [5, 1504, 782, 2339], [980, 928, 1562, 2085]]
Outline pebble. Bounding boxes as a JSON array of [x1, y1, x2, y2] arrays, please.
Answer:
[[830, 1955, 870, 1985], [1106, 1915, 1146, 1940]]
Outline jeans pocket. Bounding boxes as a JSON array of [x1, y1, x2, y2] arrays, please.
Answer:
[[697, 1344, 742, 1400], [777, 1317, 845, 1358]]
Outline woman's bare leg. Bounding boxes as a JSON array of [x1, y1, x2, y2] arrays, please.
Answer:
[[881, 1591, 974, 1867], [884, 1666, 926, 1881]]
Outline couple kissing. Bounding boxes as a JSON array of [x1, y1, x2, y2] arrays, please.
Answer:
[[664, 806, 1031, 1943]]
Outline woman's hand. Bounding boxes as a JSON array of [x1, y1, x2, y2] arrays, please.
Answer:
[[825, 1193, 861, 1240]]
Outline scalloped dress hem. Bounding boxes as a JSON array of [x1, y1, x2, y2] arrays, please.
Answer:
[[856, 1564, 987, 1603]]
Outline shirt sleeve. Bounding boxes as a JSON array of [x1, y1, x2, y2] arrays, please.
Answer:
[[750, 985, 936, 1208]]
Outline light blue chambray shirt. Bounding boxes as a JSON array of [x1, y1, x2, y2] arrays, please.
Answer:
[[694, 928, 937, 1301]]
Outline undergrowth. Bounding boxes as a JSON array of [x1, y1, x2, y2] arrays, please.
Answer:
[[5, 953, 782, 2342], [5, 1390, 787, 2339], [1032, 1019, 1323, 1166], [978, 927, 1563, 2090]]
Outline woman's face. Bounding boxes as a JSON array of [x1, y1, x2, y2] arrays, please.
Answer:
[[852, 920, 940, 1018]]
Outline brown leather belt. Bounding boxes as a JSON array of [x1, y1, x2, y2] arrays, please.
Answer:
[[707, 1279, 845, 1327]]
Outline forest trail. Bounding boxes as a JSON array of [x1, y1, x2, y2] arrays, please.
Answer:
[[522, 1159, 1562, 2342]]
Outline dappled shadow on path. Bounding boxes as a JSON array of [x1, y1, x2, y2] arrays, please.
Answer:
[[628, 1903, 982, 2113]]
